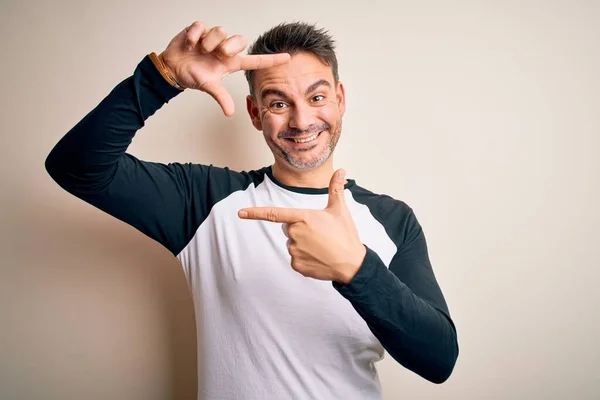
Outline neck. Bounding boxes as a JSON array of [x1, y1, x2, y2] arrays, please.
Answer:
[[271, 159, 335, 189]]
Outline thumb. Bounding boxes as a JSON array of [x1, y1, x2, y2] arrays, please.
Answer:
[[326, 169, 348, 211], [201, 81, 235, 116]]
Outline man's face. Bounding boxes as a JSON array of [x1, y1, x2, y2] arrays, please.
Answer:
[[246, 52, 346, 170]]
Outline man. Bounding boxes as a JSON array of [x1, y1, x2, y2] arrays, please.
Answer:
[[46, 21, 458, 399]]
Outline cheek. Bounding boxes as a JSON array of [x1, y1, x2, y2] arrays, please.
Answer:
[[319, 103, 341, 124], [261, 113, 288, 137]]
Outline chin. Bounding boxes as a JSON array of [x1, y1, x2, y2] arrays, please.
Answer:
[[285, 150, 332, 170]]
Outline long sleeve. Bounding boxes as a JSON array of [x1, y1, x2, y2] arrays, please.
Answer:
[[46, 55, 182, 194], [45, 55, 253, 255], [333, 201, 459, 383]]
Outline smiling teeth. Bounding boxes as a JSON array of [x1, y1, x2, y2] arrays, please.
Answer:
[[293, 134, 318, 143]]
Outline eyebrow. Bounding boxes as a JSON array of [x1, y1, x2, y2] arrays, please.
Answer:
[[260, 79, 332, 101], [261, 88, 290, 101], [305, 79, 331, 95]]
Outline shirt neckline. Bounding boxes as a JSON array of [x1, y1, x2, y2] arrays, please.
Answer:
[[264, 166, 356, 195]]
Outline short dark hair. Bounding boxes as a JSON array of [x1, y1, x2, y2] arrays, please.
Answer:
[[245, 22, 339, 97]]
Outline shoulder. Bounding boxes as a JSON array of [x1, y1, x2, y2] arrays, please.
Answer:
[[348, 182, 420, 245], [348, 182, 414, 219], [168, 162, 270, 190]]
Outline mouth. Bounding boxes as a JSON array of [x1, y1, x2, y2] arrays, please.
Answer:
[[284, 131, 323, 145]]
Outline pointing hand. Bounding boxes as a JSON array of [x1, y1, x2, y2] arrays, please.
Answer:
[[238, 170, 367, 284]]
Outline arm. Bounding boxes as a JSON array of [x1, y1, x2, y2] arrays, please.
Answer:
[[45, 55, 204, 254], [333, 210, 459, 384], [46, 22, 291, 254], [237, 171, 459, 382]]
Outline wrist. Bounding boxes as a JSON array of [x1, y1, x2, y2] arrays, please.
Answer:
[[148, 52, 185, 90], [335, 244, 367, 285]]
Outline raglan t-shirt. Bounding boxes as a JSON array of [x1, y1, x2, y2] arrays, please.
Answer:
[[45, 55, 459, 399]]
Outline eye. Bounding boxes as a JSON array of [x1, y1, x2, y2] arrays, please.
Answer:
[[270, 101, 288, 109], [312, 95, 325, 103]]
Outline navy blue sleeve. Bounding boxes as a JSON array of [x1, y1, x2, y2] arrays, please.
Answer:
[[45, 56, 256, 255], [334, 194, 459, 383]]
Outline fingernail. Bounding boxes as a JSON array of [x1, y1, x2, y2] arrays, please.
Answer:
[[238, 210, 248, 218], [337, 170, 346, 182]]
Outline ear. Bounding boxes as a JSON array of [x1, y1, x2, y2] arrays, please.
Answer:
[[336, 82, 346, 116], [246, 95, 263, 131]]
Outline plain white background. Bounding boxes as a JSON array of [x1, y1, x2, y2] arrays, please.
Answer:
[[1, 0, 599, 398]]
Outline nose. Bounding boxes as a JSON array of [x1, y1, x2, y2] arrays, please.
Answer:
[[288, 102, 315, 131]]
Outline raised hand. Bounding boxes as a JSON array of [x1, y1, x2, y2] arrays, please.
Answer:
[[238, 170, 367, 284], [160, 21, 291, 116]]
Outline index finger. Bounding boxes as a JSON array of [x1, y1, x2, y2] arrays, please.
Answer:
[[238, 207, 304, 223], [237, 53, 291, 71]]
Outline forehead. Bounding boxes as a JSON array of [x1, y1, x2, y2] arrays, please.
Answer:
[[253, 52, 335, 94]]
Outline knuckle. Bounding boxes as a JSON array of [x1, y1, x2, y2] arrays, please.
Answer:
[[290, 259, 301, 270], [213, 26, 227, 36], [287, 224, 296, 236], [266, 210, 279, 222], [187, 22, 204, 39], [189, 21, 204, 32]]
